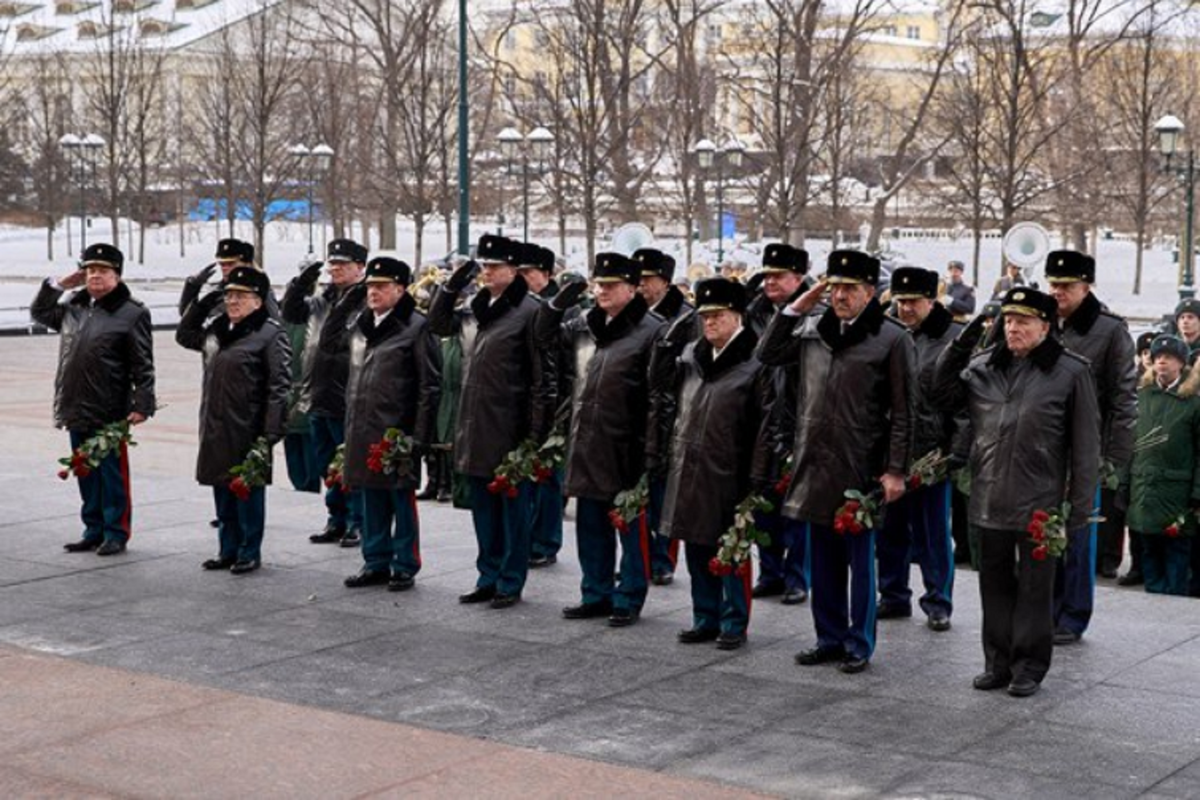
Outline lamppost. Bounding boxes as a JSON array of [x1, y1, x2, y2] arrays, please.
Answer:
[[289, 142, 334, 256], [1155, 114, 1195, 300], [693, 136, 745, 265], [498, 125, 554, 241], [59, 132, 105, 256]]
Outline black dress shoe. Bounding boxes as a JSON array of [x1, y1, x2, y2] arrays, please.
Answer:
[[209, 518, 219, 528], [608, 608, 639, 627], [201, 557, 236, 571], [677, 627, 720, 644], [781, 588, 808, 605], [64, 540, 101, 553], [876, 603, 912, 619], [651, 571, 674, 586], [795, 646, 846, 666], [529, 554, 557, 568], [1007, 676, 1041, 697], [436, 489, 452, 503], [839, 656, 869, 674], [751, 581, 784, 599], [344, 569, 389, 588], [459, 586, 497, 604], [415, 484, 438, 501], [490, 593, 521, 609], [927, 613, 952, 632], [388, 573, 415, 592], [95, 540, 126, 556], [309, 525, 345, 544], [1053, 627, 1081, 646], [973, 671, 1011, 691], [1098, 566, 1118, 579], [1118, 570, 1144, 587], [716, 632, 746, 650], [562, 600, 613, 619], [339, 529, 362, 548], [229, 559, 260, 575]]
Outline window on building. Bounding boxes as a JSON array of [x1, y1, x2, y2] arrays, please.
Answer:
[[55, 0, 100, 13], [16, 23, 63, 40], [177, 0, 220, 9], [113, 0, 157, 12], [0, 2, 40, 17], [907, 25, 920, 39], [505, 29, 517, 51], [883, 24, 897, 37]]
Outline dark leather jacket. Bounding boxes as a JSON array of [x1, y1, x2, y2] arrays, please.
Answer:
[[343, 294, 442, 491], [538, 294, 665, 501], [429, 276, 555, 478], [176, 305, 291, 486], [758, 298, 915, 526], [281, 276, 366, 419], [650, 284, 693, 321], [1057, 291, 1137, 468], [901, 302, 967, 460], [659, 329, 774, 545], [31, 280, 156, 431], [933, 335, 1101, 530]]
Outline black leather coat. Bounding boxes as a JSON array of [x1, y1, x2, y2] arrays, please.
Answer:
[[176, 305, 291, 486], [902, 303, 968, 460], [343, 294, 442, 491], [31, 280, 156, 431], [538, 294, 665, 501], [429, 276, 555, 478], [758, 298, 915, 525], [1057, 292, 1137, 468], [659, 329, 774, 545], [281, 277, 366, 419], [933, 335, 1101, 530]]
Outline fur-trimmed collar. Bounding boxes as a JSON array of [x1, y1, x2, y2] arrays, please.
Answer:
[[917, 302, 954, 339], [70, 281, 131, 313], [987, 334, 1064, 372], [585, 293, 650, 345], [357, 292, 417, 346], [213, 305, 269, 347], [1139, 365, 1200, 398], [817, 297, 885, 351], [1061, 291, 1103, 336], [694, 326, 758, 381], [471, 275, 529, 327], [652, 284, 690, 321]]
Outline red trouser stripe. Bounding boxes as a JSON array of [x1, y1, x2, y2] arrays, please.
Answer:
[[667, 537, 680, 567], [742, 561, 754, 628], [118, 441, 132, 541]]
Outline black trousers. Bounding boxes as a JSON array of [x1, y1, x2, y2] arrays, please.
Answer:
[[1096, 487, 1125, 574], [976, 526, 1056, 683]]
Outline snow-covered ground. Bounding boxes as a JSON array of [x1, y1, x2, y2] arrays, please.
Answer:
[[0, 217, 1186, 330]]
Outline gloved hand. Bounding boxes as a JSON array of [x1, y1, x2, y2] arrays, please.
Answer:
[[551, 279, 587, 311], [446, 259, 481, 293], [192, 262, 218, 285], [298, 260, 323, 287], [197, 288, 225, 313], [955, 314, 987, 351]]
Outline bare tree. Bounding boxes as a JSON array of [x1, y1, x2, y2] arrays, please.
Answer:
[[11, 53, 73, 260], [861, 0, 968, 252]]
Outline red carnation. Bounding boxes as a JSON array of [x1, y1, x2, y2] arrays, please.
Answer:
[[833, 517, 846, 534], [735, 561, 750, 577], [908, 474, 922, 490], [848, 519, 864, 535], [230, 476, 251, 502], [57, 469, 70, 480], [75, 465, 91, 478], [844, 500, 860, 513], [1165, 524, 1181, 538], [774, 475, 792, 495], [708, 556, 724, 575], [1031, 545, 1048, 561], [1031, 509, 1051, 523], [506, 486, 518, 499], [1027, 520, 1044, 537]]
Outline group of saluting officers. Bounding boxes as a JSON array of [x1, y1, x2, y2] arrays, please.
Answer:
[[38, 228, 1200, 700]]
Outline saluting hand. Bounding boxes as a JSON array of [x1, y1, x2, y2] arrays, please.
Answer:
[[789, 278, 827, 315], [446, 259, 481, 293], [955, 313, 988, 350], [192, 262, 218, 285], [880, 472, 906, 504], [59, 269, 86, 290], [551, 279, 587, 311]]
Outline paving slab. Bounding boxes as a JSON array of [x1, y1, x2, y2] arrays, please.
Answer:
[[3, 331, 1200, 798]]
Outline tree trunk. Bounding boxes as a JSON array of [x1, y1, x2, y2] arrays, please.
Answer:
[[865, 196, 889, 253], [414, 213, 425, 267]]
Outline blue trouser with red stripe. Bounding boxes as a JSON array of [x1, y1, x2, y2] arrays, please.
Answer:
[[529, 469, 564, 560], [684, 542, 752, 636], [70, 429, 131, 545], [757, 510, 811, 593], [647, 477, 678, 576], [310, 414, 363, 532], [809, 522, 877, 661], [1053, 486, 1101, 636], [467, 477, 532, 596], [212, 484, 265, 563], [361, 487, 422, 577], [576, 497, 650, 613], [877, 480, 954, 618]]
